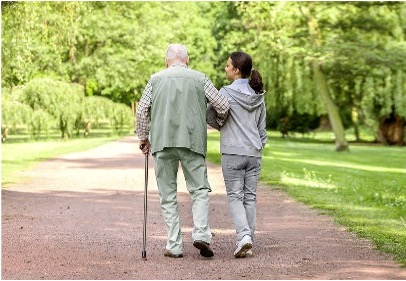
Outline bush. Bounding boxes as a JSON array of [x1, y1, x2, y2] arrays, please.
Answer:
[[111, 102, 133, 135], [1, 87, 32, 141], [28, 109, 54, 140], [21, 78, 85, 138]]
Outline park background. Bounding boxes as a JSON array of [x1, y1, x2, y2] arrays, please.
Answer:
[[1, 1, 405, 266]]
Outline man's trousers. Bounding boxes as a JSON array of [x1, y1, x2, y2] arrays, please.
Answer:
[[153, 147, 212, 255]]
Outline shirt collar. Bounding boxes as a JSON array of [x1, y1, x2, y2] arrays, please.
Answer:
[[170, 63, 188, 68]]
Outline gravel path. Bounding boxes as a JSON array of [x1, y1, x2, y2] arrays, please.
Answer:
[[2, 136, 405, 279]]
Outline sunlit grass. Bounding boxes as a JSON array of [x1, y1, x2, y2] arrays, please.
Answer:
[[207, 130, 406, 265], [3, 125, 133, 143], [281, 170, 336, 189], [272, 157, 406, 173]]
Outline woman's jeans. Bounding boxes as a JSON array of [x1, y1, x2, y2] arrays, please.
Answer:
[[222, 154, 261, 243], [153, 147, 212, 255]]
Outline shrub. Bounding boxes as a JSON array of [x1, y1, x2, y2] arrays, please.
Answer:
[[21, 78, 85, 138]]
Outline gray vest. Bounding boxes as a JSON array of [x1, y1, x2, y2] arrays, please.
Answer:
[[149, 66, 207, 156]]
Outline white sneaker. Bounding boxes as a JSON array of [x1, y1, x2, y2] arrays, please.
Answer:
[[234, 235, 253, 258]]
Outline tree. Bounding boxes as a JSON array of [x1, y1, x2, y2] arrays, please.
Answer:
[[299, 3, 349, 151], [66, 2, 219, 104], [3, 2, 404, 145], [322, 2, 406, 145], [1, 2, 89, 87], [21, 78, 85, 138], [1, 87, 32, 141], [216, 1, 405, 147]]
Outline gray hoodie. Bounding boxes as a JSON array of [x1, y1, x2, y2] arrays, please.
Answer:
[[207, 79, 267, 157]]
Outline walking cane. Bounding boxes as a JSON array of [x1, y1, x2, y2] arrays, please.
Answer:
[[141, 144, 148, 260]]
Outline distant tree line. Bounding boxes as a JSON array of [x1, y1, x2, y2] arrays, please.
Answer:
[[2, 2, 405, 147], [1, 79, 133, 141]]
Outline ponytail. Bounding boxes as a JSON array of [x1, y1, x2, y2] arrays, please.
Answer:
[[229, 51, 265, 94], [249, 69, 264, 94]]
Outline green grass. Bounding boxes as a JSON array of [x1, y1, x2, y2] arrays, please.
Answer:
[[1, 128, 132, 186], [207, 130, 406, 266]]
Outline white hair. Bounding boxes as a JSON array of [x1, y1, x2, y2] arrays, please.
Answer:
[[166, 44, 188, 61]]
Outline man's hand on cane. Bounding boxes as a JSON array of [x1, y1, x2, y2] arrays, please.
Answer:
[[139, 139, 151, 155]]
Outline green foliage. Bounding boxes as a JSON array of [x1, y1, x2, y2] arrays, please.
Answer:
[[212, 2, 405, 143], [1, 2, 89, 86], [110, 103, 133, 135], [2, 1, 405, 144], [27, 109, 53, 140], [2, 77, 134, 139], [2, 87, 31, 132], [212, 2, 326, 129], [82, 95, 113, 127], [85, 78, 98, 97], [2, 2, 224, 105], [21, 78, 85, 138], [1, 86, 55, 141], [68, 2, 219, 104]]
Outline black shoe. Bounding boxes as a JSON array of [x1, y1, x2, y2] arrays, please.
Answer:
[[164, 250, 183, 258], [193, 240, 214, 257]]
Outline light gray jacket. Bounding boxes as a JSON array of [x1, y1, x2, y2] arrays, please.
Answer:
[[207, 79, 267, 157]]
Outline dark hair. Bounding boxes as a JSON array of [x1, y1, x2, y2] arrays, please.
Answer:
[[229, 51, 264, 94]]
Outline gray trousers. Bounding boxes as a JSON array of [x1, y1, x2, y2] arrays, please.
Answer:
[[221, 154, 261, 243], [153, 147, 212, 255]]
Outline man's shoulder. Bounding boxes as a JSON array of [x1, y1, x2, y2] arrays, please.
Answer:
[[151, 68, 167, 78], [186, 67, 205, 76], [185, 69, 208, 84]]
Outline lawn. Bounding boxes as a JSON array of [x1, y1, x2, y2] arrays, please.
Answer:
[[207, 130, 406, 266]]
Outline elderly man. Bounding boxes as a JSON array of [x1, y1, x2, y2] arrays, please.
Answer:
[[136, 44, 229, 258]]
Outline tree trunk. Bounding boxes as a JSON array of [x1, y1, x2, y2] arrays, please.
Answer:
[[353, 122, 360, 142], [84, 121, 91, 137], [300, 4, 349, 152], [404, 126, 406, 145], [352, 107, 361, 142], [378, 114, 405, 146], [2, 126, 9, 142], [60, 116, 67, 139], [312, 60, 349, 151]]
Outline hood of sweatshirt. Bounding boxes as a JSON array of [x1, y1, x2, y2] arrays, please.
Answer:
[[223, 79, 264, 112]]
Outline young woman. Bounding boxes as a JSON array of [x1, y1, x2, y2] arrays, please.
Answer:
[[207, 51, 267, 258]]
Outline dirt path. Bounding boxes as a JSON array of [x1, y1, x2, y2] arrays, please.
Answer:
[[2, 136, 405, 280]]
